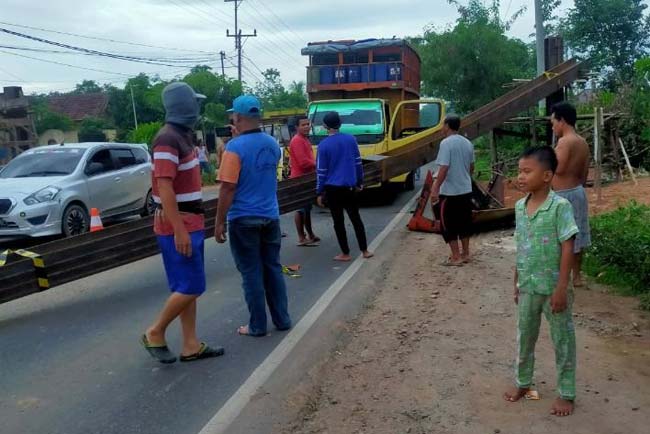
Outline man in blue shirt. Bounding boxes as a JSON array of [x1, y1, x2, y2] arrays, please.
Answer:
[[215, 95, 291, 336], [316, 111, 373, 262]]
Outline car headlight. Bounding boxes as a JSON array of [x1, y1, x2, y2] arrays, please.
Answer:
[[23, 186, 61, 205]]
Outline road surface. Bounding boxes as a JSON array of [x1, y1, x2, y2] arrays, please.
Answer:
[[0, 180, 422, 434]]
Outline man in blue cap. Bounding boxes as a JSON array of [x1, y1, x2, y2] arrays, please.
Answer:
[[214, 94, 292, 336]]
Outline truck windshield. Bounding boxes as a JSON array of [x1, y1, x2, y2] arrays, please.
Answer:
[[309, 101, 384, 137]]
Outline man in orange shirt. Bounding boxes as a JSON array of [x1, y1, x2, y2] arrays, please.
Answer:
[[289, 116, 320, 246]]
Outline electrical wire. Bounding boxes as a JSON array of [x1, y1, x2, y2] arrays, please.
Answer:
[[0, 20, 214, 54]]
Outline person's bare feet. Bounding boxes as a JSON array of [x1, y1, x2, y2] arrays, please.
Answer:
[[550, 397, 574, 416], [145, 327, 166, 346], [461, 253, 471, 263], [573, 275, 585, 288], [334, 253, 352, 262], [362, 250, 374, 259], [503, 386, 529, 402]]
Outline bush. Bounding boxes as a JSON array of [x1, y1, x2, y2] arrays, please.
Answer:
[[639, 293, 650, 311], [78, 117, 109, 142], [127, 122, 163, 149], [584, 201, 650, 295]]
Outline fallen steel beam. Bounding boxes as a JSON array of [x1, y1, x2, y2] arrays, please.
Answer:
[[0, 59, 582, 304]]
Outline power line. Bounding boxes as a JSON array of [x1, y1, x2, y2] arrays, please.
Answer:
[[168, 0, 230, 27], [225, 0, 257, 82], [0, 49, 133, 76], [0, 27, 218, 67], [0, 64, 24, 81], [249, 0, 305, 42], [0, 20, 214, 54], [237, 7, 304, 67]]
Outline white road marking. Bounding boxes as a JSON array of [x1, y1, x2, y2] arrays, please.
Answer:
[[197, 192, 419, 434]]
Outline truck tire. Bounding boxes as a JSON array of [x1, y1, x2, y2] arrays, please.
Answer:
[[404, 171, 416, 191]]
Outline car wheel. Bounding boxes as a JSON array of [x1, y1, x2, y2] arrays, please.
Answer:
[[404, 171, 416, 191], [62, 204, 90, 237], [141, 190, 156, 217]]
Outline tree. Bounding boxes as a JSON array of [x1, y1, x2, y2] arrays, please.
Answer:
[[73, 80, 102, 94], [561, 0, 650, 83], [413, 0, 534, 113], [202, 102, 227, 130], [78, 117, 108, 142], [32, 102, 73, 134], [254, 69, 308, 111]]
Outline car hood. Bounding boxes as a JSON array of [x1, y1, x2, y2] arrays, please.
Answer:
[[0, 176, 67, 197]]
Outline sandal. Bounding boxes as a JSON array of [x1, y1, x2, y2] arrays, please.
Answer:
[[141, 334, 177, 364], [441, 258, 463, 267], [180, 342, 225, 362]]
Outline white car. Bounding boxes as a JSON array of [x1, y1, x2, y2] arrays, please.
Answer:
[[0, 142, 153, 238]]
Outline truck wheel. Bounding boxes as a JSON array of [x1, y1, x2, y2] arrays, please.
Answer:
[[404, 171, 416, 191], [62, 204, 90, 237]]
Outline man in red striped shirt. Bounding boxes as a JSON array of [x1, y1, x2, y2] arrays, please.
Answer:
[[289, 115, 320, 246], [141, 82, 224, 364]]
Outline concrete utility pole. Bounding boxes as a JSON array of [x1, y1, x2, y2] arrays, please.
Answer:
[[534, 0, 546, 112], [129, 84, 138, 129], [225, 0, 257, 82], [219, 50, 226, 78]]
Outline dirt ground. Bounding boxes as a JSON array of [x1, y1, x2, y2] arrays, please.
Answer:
[[274, 228, 650, 434], [503, 176, 650, 214]]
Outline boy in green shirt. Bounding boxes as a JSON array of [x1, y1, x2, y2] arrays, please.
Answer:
[[503, 146, 579, 416]]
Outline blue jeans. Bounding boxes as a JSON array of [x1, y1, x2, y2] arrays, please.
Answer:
[[228, 217, 291, 336]]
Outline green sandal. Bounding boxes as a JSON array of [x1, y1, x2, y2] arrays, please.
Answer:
[[180, 343, 225, 362], [141, 334, 177, 364]]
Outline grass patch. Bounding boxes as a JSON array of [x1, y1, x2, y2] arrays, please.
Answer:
[[583, 201, 650, 310]]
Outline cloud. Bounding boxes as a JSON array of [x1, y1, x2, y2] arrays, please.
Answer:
[[0, 0, 544, 94]]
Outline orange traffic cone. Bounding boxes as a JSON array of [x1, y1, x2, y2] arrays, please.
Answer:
[[90, 208, 104, 232], [407, 170, 441, 234]]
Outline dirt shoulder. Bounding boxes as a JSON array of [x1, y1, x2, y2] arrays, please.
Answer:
[[274, 229, 650, 434]]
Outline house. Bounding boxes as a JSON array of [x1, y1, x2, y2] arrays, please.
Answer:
[[0, 86, 38, 165], [40, 92, 116, 144]]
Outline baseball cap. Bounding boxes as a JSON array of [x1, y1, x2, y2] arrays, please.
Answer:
[[323, 111, 341, 129], [227, 94, 262, 117]]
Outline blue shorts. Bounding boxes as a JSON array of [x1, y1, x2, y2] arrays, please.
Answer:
[[157, 230, 206, 295]]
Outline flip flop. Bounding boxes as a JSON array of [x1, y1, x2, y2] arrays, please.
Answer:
[[141, 334, 177, 364], [441, 258, 463, 267], [180, 342, 225, 362], [297, 240, 318, 247]]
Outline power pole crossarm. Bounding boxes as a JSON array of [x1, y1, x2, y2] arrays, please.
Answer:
[[225, 0, 257, 83]]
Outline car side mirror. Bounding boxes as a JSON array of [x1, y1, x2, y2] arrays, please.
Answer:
[[86, 162, 104, 176]]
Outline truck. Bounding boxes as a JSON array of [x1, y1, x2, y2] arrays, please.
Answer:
[[301, 38, 446, 190]]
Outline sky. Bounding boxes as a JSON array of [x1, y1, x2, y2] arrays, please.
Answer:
[[0, 0, 569, 95]]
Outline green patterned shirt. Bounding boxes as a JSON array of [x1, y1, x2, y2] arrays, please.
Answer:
[[515, 191, 579, 295]]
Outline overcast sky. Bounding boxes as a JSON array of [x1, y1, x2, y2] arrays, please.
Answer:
[[0, 0, 572, 94]]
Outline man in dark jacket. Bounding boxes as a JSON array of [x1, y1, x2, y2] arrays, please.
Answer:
[[316, 111, 373, 262]]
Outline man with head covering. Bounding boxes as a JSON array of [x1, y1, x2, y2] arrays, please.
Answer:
[[141, 82, 224, 364]]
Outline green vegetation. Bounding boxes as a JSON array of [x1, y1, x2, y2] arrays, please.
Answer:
[[78, 117, 109, 142], [127, 122, 163, 148], [32, 101, 73, 134], [583, 202, 650, 310]]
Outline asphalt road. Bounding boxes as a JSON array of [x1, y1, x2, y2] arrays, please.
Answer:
[[0, 181, 422, 434]]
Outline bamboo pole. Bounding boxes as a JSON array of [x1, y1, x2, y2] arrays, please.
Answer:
[[618, 137, 638, 185]]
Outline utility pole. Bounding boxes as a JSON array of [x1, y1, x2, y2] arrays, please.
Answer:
[[129, 84, 138, 129], [534, 0, 546, 112], [225, 0, 257, 82], [219, 51, 226, 78]]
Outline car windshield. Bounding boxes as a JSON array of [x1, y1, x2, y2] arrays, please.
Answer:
[[309, 101, 384, 136], [0, 148, 86, 178]]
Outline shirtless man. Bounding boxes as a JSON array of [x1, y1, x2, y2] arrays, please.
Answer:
[[550, 102, 592, 287]]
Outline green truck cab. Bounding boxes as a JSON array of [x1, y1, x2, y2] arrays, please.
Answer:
[[302, 38, 446, 189]]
